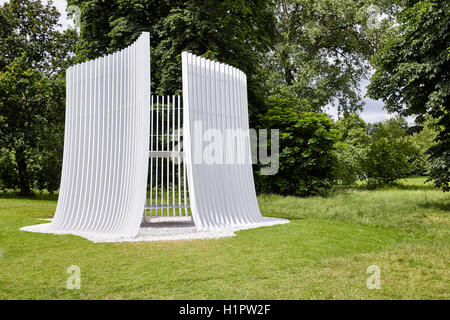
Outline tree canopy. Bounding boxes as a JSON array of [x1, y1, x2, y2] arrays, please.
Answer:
[[0, 0, 77, 194], [1, 0, 447, 194], [264, 0, 397, 113], [368, 0, 449, 191]]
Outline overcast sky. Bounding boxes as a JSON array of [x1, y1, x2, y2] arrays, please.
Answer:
[[1, 0, 400, 123]]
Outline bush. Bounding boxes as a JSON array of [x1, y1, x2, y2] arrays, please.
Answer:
[[335, 142, 366, 186], [258, 94, 340, 196], [427, 143, 450, 192], [334, 114, 370, 186]]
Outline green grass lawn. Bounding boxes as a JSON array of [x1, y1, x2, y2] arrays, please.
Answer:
[[0, 177, 448, 299]]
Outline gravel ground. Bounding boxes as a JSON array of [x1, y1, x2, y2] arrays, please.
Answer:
[[21, 216, 289, 243]]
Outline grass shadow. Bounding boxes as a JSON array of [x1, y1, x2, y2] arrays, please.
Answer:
[[351, 177, 437, 192], [418, 200, 450, 212]]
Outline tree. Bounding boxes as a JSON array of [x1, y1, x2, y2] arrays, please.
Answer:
[[259, 94, 340, 196], [406, 118, 437, 175], [68, 0, 277, 126], [0, 0, 77, 194], [264, 0, 397, 113], [367, 0, 449, 191], [363, 117, 417, 187], [335, 113, 370, 185]]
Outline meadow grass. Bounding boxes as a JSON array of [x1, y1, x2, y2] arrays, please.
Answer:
[[0, 177, 448, 299]]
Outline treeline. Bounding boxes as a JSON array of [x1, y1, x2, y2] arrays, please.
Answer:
[[0, 0, 448, 195], [256, 105, 437, 196]]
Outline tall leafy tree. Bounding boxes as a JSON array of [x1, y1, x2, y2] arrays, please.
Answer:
[[363, 117, 417, 187], [367, 0, 450, 191], [0, 0, 77, 194], [265, 0, 397, 113]]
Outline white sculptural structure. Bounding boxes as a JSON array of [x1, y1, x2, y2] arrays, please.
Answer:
[[22, 32, 287, 240]]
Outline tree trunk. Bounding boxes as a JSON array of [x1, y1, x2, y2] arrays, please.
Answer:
[[15, 147, 31, 195]]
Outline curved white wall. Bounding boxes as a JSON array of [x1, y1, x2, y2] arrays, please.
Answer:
[[42, 32, 150, 237], [182, 52, 284, 230]]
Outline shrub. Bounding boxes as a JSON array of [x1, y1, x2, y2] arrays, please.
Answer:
[[363, 118, 417, 186], [258, 95, 340, 196]]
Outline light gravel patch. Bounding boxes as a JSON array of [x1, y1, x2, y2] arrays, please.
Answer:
[[21, 216, 289, 243]]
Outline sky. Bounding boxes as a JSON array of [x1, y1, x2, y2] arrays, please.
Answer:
[[1, 0, 399, 124]]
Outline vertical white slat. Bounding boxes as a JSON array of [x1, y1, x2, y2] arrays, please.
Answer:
[[131, 36, 145, 229], [193, 55, 204, 225], [90, 57, 102, 228], [149, 95, 154, 217], [172, 95, 175, 216], [166, 96, 170, 216], [123, 39, 139, 232], [232, 66, 246, 224], [61, 63, 77, 228], [161, 95, 165, 215], [232, 67, 246, 223], [91, 57, 107, 231], [228, 66, 239, 224], [111, 51, 122, 230], [93, 58, 106, 228], [211, 60, 225, 225], [141, 32, 151, 224], [155, 95, 159, 216], [218, 62, 230, 226], [95, 53, 111, 232], [68, 61, 82, 229], [112, 51, 124, 230], [204, 58, 219, 226], [210, 59, 224, 225], [124, 37, 138, 231], [116, 47, 130, 230], [225, 63, 237, 225], [183, 143, 188, 215], [81, 57, 96, 230], [53, 65, 73, 228], [60, 62, 74, 229], [239, 69, 256, 222], [112, 50, 127, 231], [71, 62, 84, 228], [135, 34, 150, 227], [140, 33, 151, 227], [102, 51, 117, 232], [72, 61, 88, 230], [127, 36, 141, 232], [120, 48, 132, 226], [241, 71, 259, 220], [223, 64, 237, 225], [181, 52, 192, 218], [197, 56, 210, 227], [177, 95, 182, 215]]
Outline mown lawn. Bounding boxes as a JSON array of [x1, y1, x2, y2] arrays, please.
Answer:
[[0, 177, 448, 299]]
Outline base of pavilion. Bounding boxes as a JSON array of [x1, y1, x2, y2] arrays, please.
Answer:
[[20, 216, 289, 243]]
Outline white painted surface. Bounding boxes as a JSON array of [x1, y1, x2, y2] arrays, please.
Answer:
[[182, 52, 287, 230], [21, 43, 288, 242], [21, 217, 289, 243], [26, 33, 150, 237], [146, 95, 190, 217]]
